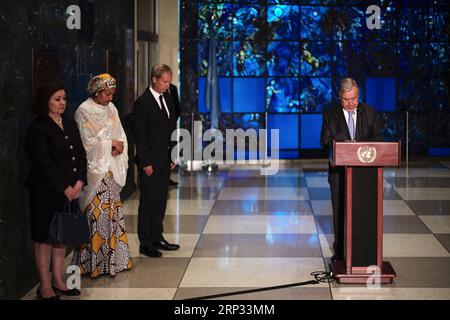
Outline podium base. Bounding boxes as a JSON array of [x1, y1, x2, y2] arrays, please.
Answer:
[[330, 261, 396, 284]]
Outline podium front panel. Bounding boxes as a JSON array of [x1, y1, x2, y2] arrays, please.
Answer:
[[333, 142, 401, 167], [349, 167, 378, 266]]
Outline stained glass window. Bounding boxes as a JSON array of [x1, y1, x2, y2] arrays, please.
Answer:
[[300, 78, 331, 113], [267, 42, 299, 76], [300, 42, 331, 77], [267, 5, 299, 40], [180, 1, 449, 158], [267, 78, 299, 113], [300, 6, 332, 41], [233, 41, 265, 76], [233, 5, 267, 40], [198, 4, 233, 40]]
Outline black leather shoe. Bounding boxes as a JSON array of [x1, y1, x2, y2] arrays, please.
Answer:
[[139, 246, 162, 257], [52, 285, 81, 296], [36, 287, 60, 300], [330, 255, 343, 262], [153, 240, 180, 251], [169, 179, 178, 187]]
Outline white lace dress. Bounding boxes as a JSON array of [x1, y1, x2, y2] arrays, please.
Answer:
[[72, 98, 132, 277]]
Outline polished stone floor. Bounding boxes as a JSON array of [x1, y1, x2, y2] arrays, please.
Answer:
[[23, 159, 450, 300]]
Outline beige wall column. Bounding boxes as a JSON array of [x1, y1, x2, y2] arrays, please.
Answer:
[[158, 0, 179, 85]]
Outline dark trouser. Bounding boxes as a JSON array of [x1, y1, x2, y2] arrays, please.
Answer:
[[138, 164, 170, 247], [328, 166, 345, 259]]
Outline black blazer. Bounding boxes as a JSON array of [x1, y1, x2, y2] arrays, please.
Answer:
[[26, 115, 87, 193], [168, 83, 181, 121], [132, 88, 177, 169], [320, 102, 384, 151]]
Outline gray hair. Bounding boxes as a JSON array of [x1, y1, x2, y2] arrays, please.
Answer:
[[151, 64, 172, 81], [339, 78, 358, 96]]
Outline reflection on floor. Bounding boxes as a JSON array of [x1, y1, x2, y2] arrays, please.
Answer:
[[23, 159, 450, 300]]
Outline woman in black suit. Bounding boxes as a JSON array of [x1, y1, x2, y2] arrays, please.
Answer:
[[26, 81, 87, 299]]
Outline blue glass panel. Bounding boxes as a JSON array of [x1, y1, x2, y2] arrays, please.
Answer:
[[198, 4, 233, 40], [233, 78, 265, 112], [364, 42, 398, 76], [198, 41, 232, 77], [300, 78, 332, 113], [335, 0, 386, 4], [232, 113, 265, 131], [366, 77, 396, 112], [301, 114, 323, 149], [268, 114, 299, 149], [301, 42, 331, 76], [429, 113, 450, 151], [398, 8, 428, 41], [301, 6, 331, 41], [429, 42, 449, 112], [397, 42, 428, 112], [267, 5, 299, 40], [429, 9, 448, 42], [363, 5, 397, 42], [198, 77, 231, 113], [191, 113, 232, 134], [333, 7, 365, 41], [267, 78, 299, 113], [301, 0, 334, 4], [430, 0, 450, 5], [381, 113, 397, 142], [408, 114, 429, 155], [234, 41, 266, 76], [267, 42, 299, 76], [233, 5, 267, 40], [277, 151, 300, 159], [429, 148, 450, 157], [333, 42, 364, 77], [267, 0, 299, 4]]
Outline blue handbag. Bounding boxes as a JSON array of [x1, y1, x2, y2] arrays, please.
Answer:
[[48, 199, 90, 246]]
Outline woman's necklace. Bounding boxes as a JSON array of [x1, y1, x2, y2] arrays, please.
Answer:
[[55, 117, 62, 124]]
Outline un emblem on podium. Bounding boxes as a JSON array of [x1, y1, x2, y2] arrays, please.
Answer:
[[357, 146, 377, 163]]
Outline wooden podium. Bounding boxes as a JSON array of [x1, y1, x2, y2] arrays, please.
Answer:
[[330, 141, 401, 284]]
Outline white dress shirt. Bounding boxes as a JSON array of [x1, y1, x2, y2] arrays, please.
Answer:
[[149, 86, 170, 118]]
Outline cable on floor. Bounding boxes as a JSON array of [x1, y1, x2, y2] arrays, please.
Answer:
[[310, 271, 336, 283]]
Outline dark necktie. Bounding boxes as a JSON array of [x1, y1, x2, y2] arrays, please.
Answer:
[[159, 94, 169, 120]]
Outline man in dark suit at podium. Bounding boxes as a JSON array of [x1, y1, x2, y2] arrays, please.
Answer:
[[320, 77, 383, 262], [132, 64, 180, 257]]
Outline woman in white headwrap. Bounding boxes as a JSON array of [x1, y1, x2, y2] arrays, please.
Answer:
[[72, 74, 132, 277]]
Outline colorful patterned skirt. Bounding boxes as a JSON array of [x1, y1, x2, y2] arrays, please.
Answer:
[[73, 172, 132, 278]]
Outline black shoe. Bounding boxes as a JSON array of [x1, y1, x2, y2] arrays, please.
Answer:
[[52, 285, 81, 296], [36, 287, 60, 300], [139, 246, 162, 257], [169, 179, 178, 187], [330, 255, 343, 262], [153, 240, 180, 251]]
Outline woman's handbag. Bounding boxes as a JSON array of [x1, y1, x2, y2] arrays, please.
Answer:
[[48, 199, 90, 246]]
